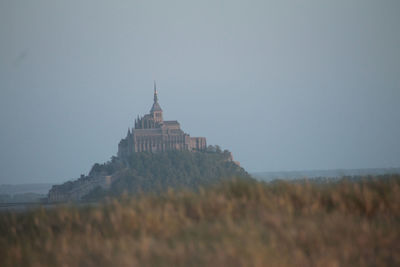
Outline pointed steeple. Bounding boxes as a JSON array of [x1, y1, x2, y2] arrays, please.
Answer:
[[150, 81, 162, 114], [150, 81, 163, 122], [153, 80, 158, 103]]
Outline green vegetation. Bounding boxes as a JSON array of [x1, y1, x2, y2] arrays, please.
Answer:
[[1, 175, 399, 267], [84, 150, 250, 199]]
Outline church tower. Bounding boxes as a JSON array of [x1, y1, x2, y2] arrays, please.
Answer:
[[150, 81, 163, 123], [118, 81, 206, 156]]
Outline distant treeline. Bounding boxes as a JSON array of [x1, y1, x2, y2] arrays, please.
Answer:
[[253, 167, 400, 182], [0, 183, 53, 196], [0, 193, 45, 203]]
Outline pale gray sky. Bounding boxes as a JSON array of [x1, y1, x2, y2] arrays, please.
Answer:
[[0, 0, 399, 184]]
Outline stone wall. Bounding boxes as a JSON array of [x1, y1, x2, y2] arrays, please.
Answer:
[[48, 175, 114, 202]]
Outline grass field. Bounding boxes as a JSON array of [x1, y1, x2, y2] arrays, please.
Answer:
[[1, 175, 399, 267]]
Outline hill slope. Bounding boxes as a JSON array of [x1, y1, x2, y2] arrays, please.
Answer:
[[49, 150, 251, 201]]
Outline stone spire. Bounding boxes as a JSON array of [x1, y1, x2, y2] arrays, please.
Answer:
[[150, 81, 163, 123], [154, 80, 158, 103], [150, 81, 162, 114]]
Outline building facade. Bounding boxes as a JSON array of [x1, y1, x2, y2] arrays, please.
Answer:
[[118, 83, 206, 158]]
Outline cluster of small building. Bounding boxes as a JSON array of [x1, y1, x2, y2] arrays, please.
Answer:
[[48, 175, 113, 202]]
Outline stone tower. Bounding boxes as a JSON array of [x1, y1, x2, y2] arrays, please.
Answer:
[[150, 81, 163, 123]]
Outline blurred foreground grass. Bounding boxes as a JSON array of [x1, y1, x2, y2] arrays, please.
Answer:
[[1, 175, 399, 267]]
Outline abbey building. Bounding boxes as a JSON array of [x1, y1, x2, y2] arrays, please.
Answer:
[[117, 83, 207, 157]]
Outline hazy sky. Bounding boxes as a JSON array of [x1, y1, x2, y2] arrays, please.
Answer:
[[1, 0, 399, 184]]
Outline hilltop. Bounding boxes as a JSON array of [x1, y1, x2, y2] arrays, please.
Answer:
[[48, 148, 250, 202], [48, 86, 251, 202]]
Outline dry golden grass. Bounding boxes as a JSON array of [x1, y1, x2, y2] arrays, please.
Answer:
[[1, 175, 399, 267]]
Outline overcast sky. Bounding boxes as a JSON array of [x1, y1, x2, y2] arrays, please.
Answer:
[[0, 0, 399, 184]]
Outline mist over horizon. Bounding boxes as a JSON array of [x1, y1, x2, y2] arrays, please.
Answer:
[[1, 0, 399, 184]]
